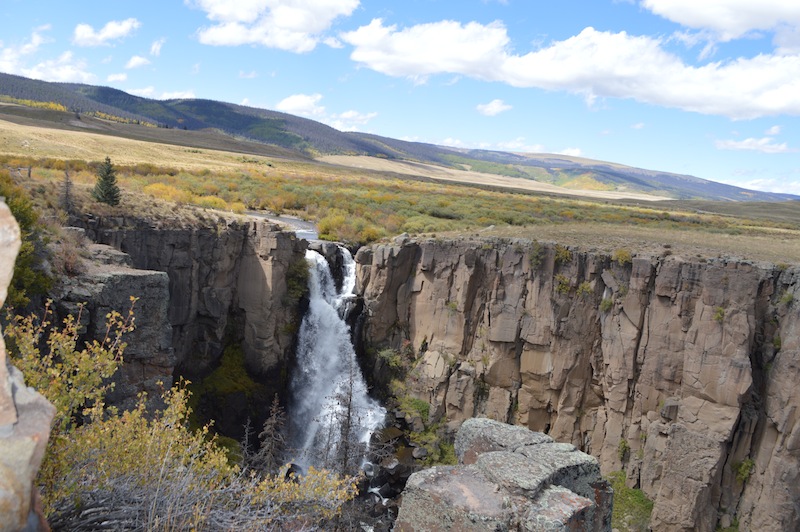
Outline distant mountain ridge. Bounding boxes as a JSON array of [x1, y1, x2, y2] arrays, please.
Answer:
[[0, 72, 796, 202]]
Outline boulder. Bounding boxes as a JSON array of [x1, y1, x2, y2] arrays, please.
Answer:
[[0, 202, 55, 531], [395, 418, 612, 531]]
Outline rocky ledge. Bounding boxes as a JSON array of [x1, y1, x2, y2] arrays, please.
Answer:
[[395, 418, 612, 531]]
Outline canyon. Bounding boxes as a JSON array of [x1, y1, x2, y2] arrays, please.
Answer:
[[2, 210, 798, 531]]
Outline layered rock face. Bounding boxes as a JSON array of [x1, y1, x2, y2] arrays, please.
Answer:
[[73, 214, 307, 380], [53, 240, 173, 410], [395, 418, 612, 531], [356, 236, 799, 531], [0, 202, 55, 531]]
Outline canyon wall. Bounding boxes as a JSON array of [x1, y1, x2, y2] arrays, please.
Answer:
[[356, 235, 799, 531], [72, 214, 307, 383]]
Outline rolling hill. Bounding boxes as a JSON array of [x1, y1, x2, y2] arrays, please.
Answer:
[[0, 72, 796, 202]]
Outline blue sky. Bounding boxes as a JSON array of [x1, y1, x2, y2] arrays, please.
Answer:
[[1, 0, 799, 195]]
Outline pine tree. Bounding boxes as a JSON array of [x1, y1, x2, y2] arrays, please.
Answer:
[[92, 156, 121, 206]]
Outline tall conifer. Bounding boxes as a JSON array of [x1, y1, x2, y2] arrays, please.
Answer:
[[92, 156, 121, 206]]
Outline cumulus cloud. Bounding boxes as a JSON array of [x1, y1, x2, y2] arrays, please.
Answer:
[[125, 55, 151, 69], [641, 0, 800, 41], [107, 73, 127, 82], [477, 99, 512, 116], [191, 0, 359, 53], [341, 20, 800, 119], [715, 137, 794, 153], [129, 86, 156, 97], [161, 90, 196, 99], [239, 70, 258, 78], [150, 38, 166, 56], [327, 109, 378, 131], [765, 125, 782, 135], [73, 18, 141, 47], [496, 138, 545, 152], [558, 148, 583, 157], [275, 93, 325, 116], [631, 122, 645, 129], [0, 26, 51, 74], [21, 51, 95, 83], [274, 92, 376, 130]]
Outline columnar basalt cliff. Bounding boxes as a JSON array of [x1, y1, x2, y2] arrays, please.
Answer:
[[355, 236, 799, 531], [72, 214, 308, 382], [0, 203, 55, 531]]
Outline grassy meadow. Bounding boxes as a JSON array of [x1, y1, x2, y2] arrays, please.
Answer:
[[1, 115, 799, 263]]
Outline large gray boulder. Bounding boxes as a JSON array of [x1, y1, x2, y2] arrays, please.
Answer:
[[395, 418, 612, 531]]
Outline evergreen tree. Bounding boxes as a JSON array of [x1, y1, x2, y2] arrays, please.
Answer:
[[92, 156, 121, 206]]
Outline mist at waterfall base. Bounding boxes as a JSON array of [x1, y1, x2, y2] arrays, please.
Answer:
[[287, 249, 386, 475]]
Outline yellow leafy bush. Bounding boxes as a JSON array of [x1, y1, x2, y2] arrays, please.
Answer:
[[5, 303, 358, 529]]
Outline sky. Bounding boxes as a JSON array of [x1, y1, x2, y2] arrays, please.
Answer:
[[1, 0, 799, 196]]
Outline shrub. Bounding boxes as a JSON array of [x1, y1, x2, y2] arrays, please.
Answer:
[[618, 438, 630, 461], [6, 303, 357, 529], [607, 470, 654, 532], [576, 281, 593, 298], [713, 306, 725, 323], [600, 298, 614, 312], [554, 244, 571, 264], [555, 274, 571, 294], [613, 248, 633, 266], [734, 458, 755, 484]]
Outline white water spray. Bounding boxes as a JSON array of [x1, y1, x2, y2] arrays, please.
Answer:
[[288, 248, 385, 473]]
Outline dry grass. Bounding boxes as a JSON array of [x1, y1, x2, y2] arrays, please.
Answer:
[[319, 155, 666, 202], [475, 223, 800, 264]]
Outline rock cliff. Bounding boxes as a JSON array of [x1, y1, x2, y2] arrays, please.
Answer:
[[0, 202, 55, 531], [71, 214, 307, 384], [356, 235, 799, 531]]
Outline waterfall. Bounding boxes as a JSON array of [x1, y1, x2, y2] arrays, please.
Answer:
[[288, 248, 386, 474]]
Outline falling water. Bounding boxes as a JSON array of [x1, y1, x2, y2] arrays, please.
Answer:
[[288, 248, 386, 474]]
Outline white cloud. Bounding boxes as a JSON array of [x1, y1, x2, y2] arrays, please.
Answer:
[[738, 177, 800, 195], [191, 0, 359, 53], [641, 1, 800, 41], [161, 90, 196, 99], [150, 38, 166, 56], [73, 18, 141, 47], [192, 63, 201, 74], [323, 37, 344, 48], [125, 55, 151, 69], [476, 98, 512, 116], [239, 70, 258, 79], [327, 109, 378, 131], [274, 92, 376, 131], [631, 122, 645, 129], [275, 93, 325, 116], [765, 125, 782, 135], [129, 86, 156, 97], [107, 73, 127, 82], [0, 26, 51, 73], [558, 148, 583, 157], [21, 51, 95, 83], [715, 137, 794, 153], [342, 20, 800, 119], [496, 138, 545, 152], [442, 137, 465, 147]]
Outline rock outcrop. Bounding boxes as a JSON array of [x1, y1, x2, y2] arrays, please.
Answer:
[[0, 202, 55, 531], [53, 239, 173, 410], [356, 236, 799, 531], [72, 214, 307, 382], [395, 417, 612, 531]]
